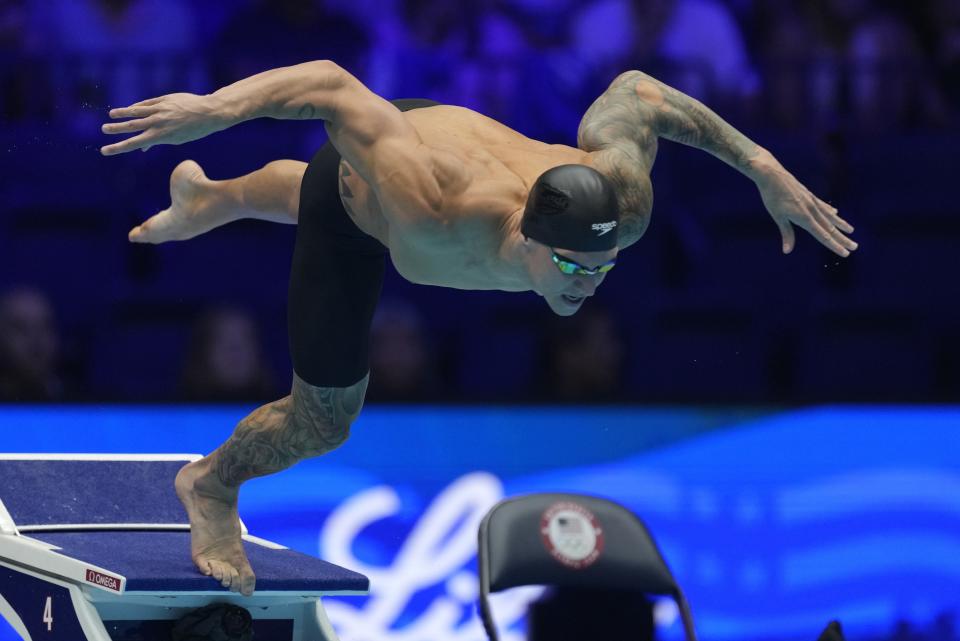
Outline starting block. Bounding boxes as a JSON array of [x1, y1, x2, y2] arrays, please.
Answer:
[[0, 454, 369, 641]]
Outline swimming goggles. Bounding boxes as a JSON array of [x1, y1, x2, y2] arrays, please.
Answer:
[[551, 252, 616, 276]]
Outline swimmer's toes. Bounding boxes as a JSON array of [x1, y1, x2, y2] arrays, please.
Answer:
[[205, 559, 224, 582], [222, 566, 239, 590], [240, 570, 256, 596], [194, 556, 213, 576], [130, 211, 176, 244], [128, 224, 156, 243]]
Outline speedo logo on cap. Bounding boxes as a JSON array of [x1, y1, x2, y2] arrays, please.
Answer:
[[591, 221, 617, 236]]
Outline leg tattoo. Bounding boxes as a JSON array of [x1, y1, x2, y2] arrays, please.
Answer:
[[214, 373, 368, 487]]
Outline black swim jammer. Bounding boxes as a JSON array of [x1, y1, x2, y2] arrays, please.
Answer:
[[288, 98, 440, 387]]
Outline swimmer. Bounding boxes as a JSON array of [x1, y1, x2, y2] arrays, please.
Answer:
[[101, 61, 856, 595]]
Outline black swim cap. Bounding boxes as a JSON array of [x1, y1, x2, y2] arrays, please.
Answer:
[[521, 164, 620, 252]]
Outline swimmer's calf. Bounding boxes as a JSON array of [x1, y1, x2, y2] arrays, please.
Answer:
[[176, 373, 367, 595]]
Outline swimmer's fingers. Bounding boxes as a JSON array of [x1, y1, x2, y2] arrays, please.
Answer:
[[758, 167, 857, 257], [100, 131, 157, 156], [812, 207, 858, 253], [815, 197, 854, 233], [772, 206, 849, 257], [101, 117, 153, 135], [806, 198, 857, 251], [108, 104, 160, 119], [102, 93, 228, 156], [797, 207, 853, 257], [129, 96, 165, 108], [102, 102, 162, 153]]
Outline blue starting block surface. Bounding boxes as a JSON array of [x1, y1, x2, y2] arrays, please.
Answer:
[[0, 454, 369, 641], [31, 531, 367, 593], [0, 459, 187, 528]]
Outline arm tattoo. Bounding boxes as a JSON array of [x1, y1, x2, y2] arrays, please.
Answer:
[[577, 70, 764, 247], [338, 162, 362, 219], [580, 70, 760, 173], [214, 373, 368, 486], [296, 103, 317, 119], [591, 150, 653, 249], [577, 76, 658, 249], [338, 163, 354, 199]]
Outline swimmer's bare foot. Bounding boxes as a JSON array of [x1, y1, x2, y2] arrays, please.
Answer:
[[130, 160, 237, 244], [175, 458, 256, 596]]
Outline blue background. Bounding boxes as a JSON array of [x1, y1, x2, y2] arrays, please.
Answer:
[[1, 405, 958, 641]]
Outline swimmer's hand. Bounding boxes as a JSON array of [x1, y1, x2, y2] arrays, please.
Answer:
[[100, 93, 230, 156], [751, 150, 857, 257]]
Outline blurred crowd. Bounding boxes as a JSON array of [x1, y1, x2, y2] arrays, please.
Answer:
[[1, 0, 957, 404], [1, 0, 959, 137], [0, 285, 630, 403]]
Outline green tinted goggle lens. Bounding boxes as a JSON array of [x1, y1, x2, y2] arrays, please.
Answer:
[[552, 253, 616, 276]]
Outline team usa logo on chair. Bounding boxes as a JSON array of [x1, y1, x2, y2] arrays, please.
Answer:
[[539, 501, 605, 569]]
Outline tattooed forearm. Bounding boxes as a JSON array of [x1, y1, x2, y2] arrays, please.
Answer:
[[579, 70, 763, 176], [214, 373, 368, 486], [641, 76, 760, 171]]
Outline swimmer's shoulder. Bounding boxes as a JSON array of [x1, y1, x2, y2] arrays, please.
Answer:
[[406, 104, 533, 146]]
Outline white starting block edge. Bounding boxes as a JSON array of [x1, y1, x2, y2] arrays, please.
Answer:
[[0, 533, 129, 595]]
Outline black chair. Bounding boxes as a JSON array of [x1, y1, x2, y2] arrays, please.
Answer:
[[477, 493, 698, 641]]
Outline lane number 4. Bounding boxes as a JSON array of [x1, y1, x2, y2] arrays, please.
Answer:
[[42, 596, 53, 631]]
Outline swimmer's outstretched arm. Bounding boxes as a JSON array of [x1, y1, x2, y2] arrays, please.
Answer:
[[579, 70, 857, 257], [101, 60, 438, 215], [101, 61, 350, 155]]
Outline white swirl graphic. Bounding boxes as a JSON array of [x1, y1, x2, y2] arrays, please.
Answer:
[[320, 472, 544, 641]]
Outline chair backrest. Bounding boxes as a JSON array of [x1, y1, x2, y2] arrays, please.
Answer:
[[477, 492, 698, 641]]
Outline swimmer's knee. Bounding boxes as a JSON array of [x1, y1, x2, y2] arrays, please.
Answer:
[[291, 371, 368, 454]]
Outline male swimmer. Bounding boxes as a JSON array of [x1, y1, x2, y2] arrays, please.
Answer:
[[100, 61, 856, 595]]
